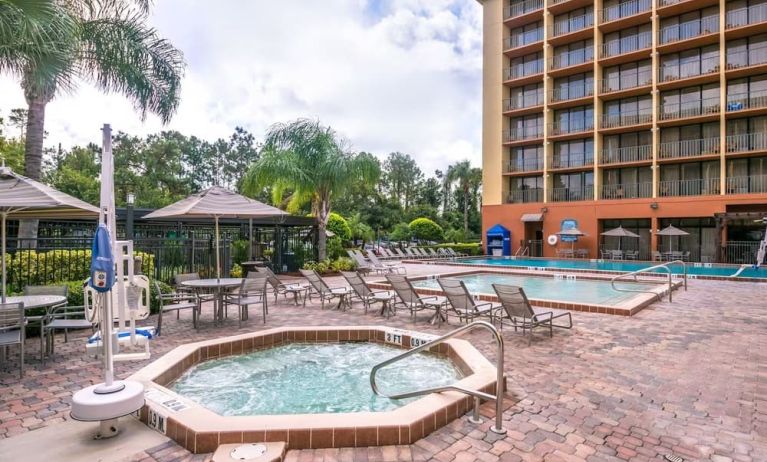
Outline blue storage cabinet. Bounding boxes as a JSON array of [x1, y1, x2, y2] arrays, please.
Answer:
[[486, 224, 511, 256]]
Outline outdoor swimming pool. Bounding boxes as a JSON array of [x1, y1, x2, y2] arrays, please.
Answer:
[[412, 273, 661, 306], [452, 257, 767, 279]]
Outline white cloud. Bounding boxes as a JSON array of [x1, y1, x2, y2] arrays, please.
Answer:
[[0, 0, 482, 176]]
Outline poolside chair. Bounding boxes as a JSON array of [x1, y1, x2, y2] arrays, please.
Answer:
[[42, 302, 94, 359], [438, 278, 499, 324], [437, 248, 453, 259], [386, 274, 444, 322], [367, 252, 406, 274], [383, 248, 399, 260], [445, 248, 466, 258], [492, 284, 572, 340], [625, 250, 639, 260], [254, 266, 309, 305], [299, 269, 352, 311], [425, 248, 442, 259], [393, 248, 409, 259], [611, 250, 624, 260], [154, 280, 199, 335], [23, 284, 67, 360], [404, 248, 422, 259], [652, 250, 663, 261], [346, 250, 372, 275], [341, 271, 396, 316], [225, 274, 268, 326], [0, 302, 25, 378]]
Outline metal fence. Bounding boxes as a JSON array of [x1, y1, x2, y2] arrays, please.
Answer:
[[724, 241, 760, 264]]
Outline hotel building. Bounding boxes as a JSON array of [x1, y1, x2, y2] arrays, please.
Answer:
[[478, 0, 767, 262]]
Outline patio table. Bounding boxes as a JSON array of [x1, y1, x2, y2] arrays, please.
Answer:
[[180, 278, 243, 325], [5, 295, 67, 312]]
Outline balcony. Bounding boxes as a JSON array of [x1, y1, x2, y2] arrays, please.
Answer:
[[657, 0, 721, 18], [505, 126, 544, 143], [551, 153, 594, 169], [725, 48, 767, 78], [550, 82, 594, 104], [504, 60, 544, 82], [504, 0, 544, 20], [504, 29, 544, 51], [550, 186, 594, 202], [658, 16, 719, 50], [659, 137, 720, 159], [725, 132, 767, 154], [658, 177, 721, 196], [507, 158, 544, 173], [550, 12, 594, 44], [549, 49, 594, 73], [601, 182, 653, 199], [508, 189, 544, 203], [599, 70, 653, 96], [601, 145, 652, 164], [659, 96, 721, 122], [725, 175, 767, 194], [600, 31, 652, 60], [600, 111, 652, 129], [658, 55, 720, 87], [600, 0, 652, 24], [726, 90, 767, 114], [548, 119, 594, 136], [503, 94, 544, 113], [726, 4, 767, 36]]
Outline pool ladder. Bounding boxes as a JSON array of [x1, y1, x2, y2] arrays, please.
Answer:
[[369, 321, 507, 435], [610, 260, 688, 302]]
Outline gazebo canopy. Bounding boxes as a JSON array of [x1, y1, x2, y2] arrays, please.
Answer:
[[142, 186, 288, 220]]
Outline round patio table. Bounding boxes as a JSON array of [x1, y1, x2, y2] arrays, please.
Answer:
[[4, 295, 67, 311], [180, 278, 243, 325]]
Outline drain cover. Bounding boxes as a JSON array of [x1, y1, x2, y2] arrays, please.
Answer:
[[230, 443, 268, 460], [664, 455, 684, 462]]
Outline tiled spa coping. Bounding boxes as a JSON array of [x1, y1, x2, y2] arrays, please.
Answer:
[[129, 326, 500, 453], [369, 269, 681, 316]]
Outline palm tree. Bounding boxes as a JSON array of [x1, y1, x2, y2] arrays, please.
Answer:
[[447, 160, 483, 235], [242, 119, 380, 261], [6, 0, 185, 180]]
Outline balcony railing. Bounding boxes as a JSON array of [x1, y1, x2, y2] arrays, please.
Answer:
[[599, 70, 653, 93], [726, 89, 767, 112], [550, 186, 594, 202], [600, 0, 652, 23], [504, 60, 544, 80], [505, 126, 544, 142], [726, 4, 767, 29], [658, 0, 690, 7], [725, 47, 767, 71], [601, 31, 652, 58], [549, 49, 594, 70], [658, 177, 721, 197], [601, 144, 653, 164], [659, 16, 719, 45], [550, 82, 594, 102], [504, 0, 544, 19], [725, 132, 767, 153], [601, 182, 653, 199], [549, 119, 594, 135], [659, 55, 720, 82], [659, 96, 721, 120], [551, 153, 594, 169], [601, 110, 652, 128], [504, 29, 544, 50], [508, 189, 544, 203], [659, 137, 720, 159], [726, 174, 767, 194], [507, 157, 544, 173], [551, 12, 594, 37], [724, 240, 760, 264], [504, 94, 544, 111]]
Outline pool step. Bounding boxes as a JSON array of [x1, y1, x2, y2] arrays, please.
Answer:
[[211, 442, 286, 462]]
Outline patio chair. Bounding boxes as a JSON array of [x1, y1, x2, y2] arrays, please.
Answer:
[[0, 302, 25, 378], [23, 284, 67, 360], [611, 250, 624, 260], [154, 280, 199, 336], [341, 271, 396, 316], [386, 274, 443, 322], [652, 250, 663, 261], [42, 303, 93, 360], [299, 269, 352, 311], [438, 278, 499, 324], [225, 274, 268, 326], [254, 266, 309, 305], [492, 284, 572, 339], [367, 252, 407, 274], [347, 250, 372, 275], [625, 250, 639, 260], [600, 249, 610, 259], [681, 251, 691, 262]]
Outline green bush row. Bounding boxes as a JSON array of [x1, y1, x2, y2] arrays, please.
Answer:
[[302, 257, 356, 275], [432, 242, 482, 256]]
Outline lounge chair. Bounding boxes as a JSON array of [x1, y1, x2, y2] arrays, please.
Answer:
[[438, 278, 499, 324], [404, 248, 422, 259], [254, 266, 310, 305], [445, 248, 466, 258], [341, 271, 396, 316], [383, 248, 399, 259], [225, 274, 268, 326], [367, 252, 406, 274], [393, 248, 409, 259], [347, 250, 373, 275], [299, 269, 352, 310], [386, 274, 444, 322], [437, 248, 453, 259], [0, 302, 25, 378], [154, 280, 199, 335], [425, 248, 442, 259], [492, 284, 572, 339]]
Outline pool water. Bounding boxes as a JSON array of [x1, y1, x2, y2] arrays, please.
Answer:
[[412, 273, 660, 305], [171, 343, 461, 416], [455, 257, 767, 279]]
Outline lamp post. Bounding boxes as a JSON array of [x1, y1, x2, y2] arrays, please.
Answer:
[[126, 192, 135, 240]]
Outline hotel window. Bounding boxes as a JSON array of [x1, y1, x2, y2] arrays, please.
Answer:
[[602, 0, 652, 22], [509, 21, 544, 47], [659, 160, 721, 196], [510, 83, 544, 108], [509, 0, 543, 16], [660, 46, 719, 81], [553, 138, 594, 168], [552, 172, 594, 201], [603, 96, 652, 126], [726, 156, 767, 193], [603, 24, 652, 56], [726, 0, 767, 28], [660, 8, 719, 44], [726, 116, 767, 151], [510, 114, 544, 138], [603, 167, 653, 198], [552, 73, 593, 101], [660, 123, 720, 158], [727, 74, 767, 110], [553, 39, 594, 67], [553, 105, 594, 133], [553, 8, 592, 35], [509, 145, 544, 171], [509, 52, 544, 77], [660, 84, 720, 118], [603, 60, 651, 92], [726, 34, 767, 69], [603, 131, 653, 163]]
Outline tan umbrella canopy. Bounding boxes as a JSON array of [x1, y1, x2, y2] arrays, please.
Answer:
[[0, 167, 100, 300], [555, 228, 586, 251], [143, 186, 288, 279], [655, 224, 690, 253], [600, 225, 640, 251]]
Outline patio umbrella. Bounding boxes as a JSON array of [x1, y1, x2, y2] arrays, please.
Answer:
[[655, 224, 690, 253], [143, 186, 288, 279], [0, 167, 100, 301], [555, 227, 586, 251], [600, 225, 639, 251]]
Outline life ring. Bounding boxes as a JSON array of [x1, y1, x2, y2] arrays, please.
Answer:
[[547, 235, 558, 246]]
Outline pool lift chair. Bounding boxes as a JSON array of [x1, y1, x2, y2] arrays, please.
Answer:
[[71, 125, 149, 440]]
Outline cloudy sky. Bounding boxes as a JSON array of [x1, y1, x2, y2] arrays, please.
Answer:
[[0, 0, 483, 175]]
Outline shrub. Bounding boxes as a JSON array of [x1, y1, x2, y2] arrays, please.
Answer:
[[330, 257, 355, 272], [389, 222, 412, 242], [326, 236, 346, 260], [231, 240, 249, 265], [230, 263, 243, 278], [444, 228, 467, 244], [326, 213, 352, 241], [434, 242, 482, 256], [409, 218, 444, 242], [303, 257, 354, 274]]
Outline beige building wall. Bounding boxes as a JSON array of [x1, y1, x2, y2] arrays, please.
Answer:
[[481, 0, 505, 206]]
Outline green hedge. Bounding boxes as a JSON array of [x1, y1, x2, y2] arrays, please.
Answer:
[[433, 242, 482, 256], [302, 257, 355, 274]]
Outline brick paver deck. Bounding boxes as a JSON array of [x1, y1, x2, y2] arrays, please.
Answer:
[[0, 264, 764, 462]]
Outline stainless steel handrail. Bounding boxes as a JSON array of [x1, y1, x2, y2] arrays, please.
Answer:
[[610, 259, 687, 302], [370, 321, 507, 435]]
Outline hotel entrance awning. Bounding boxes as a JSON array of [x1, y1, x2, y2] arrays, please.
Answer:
[[520, 213, 544, 222]]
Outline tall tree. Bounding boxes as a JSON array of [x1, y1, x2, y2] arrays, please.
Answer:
[[447, 161, 483, 235], [383, 152, 423, 209], [241, 119, 380, 260]]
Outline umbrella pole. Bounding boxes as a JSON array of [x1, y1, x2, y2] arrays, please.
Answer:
[[215, 216, 221, 281], [1, 213, 5, 303]]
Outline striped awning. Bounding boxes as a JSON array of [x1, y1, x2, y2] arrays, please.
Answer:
[[520, 213, 544, 222], [0, 167, 100, 218]]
